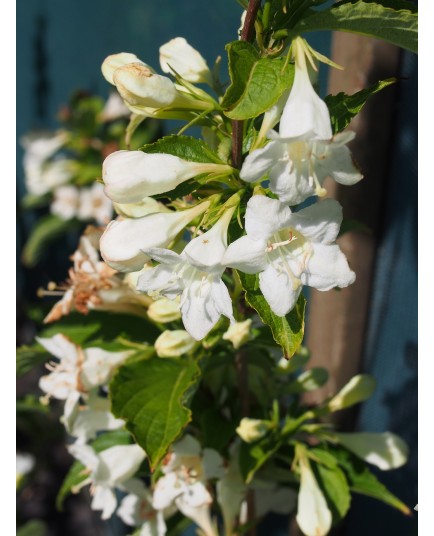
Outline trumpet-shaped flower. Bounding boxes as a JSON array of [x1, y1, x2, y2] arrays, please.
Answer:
[[153, 435, 223, 536], [68, 443, 146, 520], [159, 37, 212, 85], [101, 52, 149, 85], [100, 201, 209, 273], [240, 38, 362, 205], [136, 208, 235, 340], [77, 182, 113, 224], [103, 150, 231, 203], [223, 196, 355, 317]]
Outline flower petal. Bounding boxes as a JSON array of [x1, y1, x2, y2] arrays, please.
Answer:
[[259, 263, 302, 317], [245, 195, 292, 239], [302, 243, 355, 291], [240, 142, 283, 183], [315, 142, 363, 186], [291, 198, 343, 244], [222, 235, 268, 274]]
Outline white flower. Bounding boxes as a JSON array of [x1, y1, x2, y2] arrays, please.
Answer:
[[117, 479, 167, 536], [153, 435, 223, 536], [159, 37, 212, 85], [223, 319, 252, 349], [147, 297, 181, 323], [51, 185, 80, 220], [100, 201, 209, 273], [236, 417, 270, 443], [103, 150, 231, 203], [16, 453, 35, 487], [240, 38, 362, 205], [68, 443, 146, 520], [326, 374, 376, 413], [114, 196, 170, 219], [78, 182, 113, 224], [155, 330, 197, 358], [100, 92, 130, 122], [330, 432, 409, 470], [101, 52, 149, 85], [64, 391, 125, 444], [136, 208, 235, 340], [38, 334, 132, 407], [21, 131, 76, 195], [223, 196, 355, 317], [296, 456, 332, 536]]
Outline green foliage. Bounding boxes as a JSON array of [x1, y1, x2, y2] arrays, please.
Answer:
[[329, 446, 411, 514], [238, 272, 306, 358], [16, 345, 49, 377], [222, 41, 295, 120], [313, 461, 351, 524], [141, 135, 224, 164], [290, 1, 418, 54], [21, 215, 80, 268], [110, 356, 201, 468], [325, 78, 396, 134], [284, 367, 329, 394], [239, 433, 283, 483], [16, 520, 47, 536]]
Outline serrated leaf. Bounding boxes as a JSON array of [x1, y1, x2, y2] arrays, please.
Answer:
[[325, 78, 396, 134], [291, 1, 418, 54], [238, 272, 306, 358], [313, 462, 351, 524], [110, 357, 200, 468], [141, 135, 223, 164], [21, 215, 80, 268], [222, 41, 295, 120], [330, 445, 411, 514]]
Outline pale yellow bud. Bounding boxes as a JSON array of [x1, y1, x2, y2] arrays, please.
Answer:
[[236, 417, 270, 443], [222, 319, 252, 349], [326, 374, 376, 413], [148, 298, 181, 323], [155, 330, 196, 358]]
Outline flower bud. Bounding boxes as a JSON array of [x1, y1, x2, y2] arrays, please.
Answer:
[[101, 52, 147, 85], [103, 150, 229, 203], [148, 297, 181, 323], [100, 201, 209, 272], [331, 431, 409, 471], [159, 37, 212, 85], [113, 197, 170, 219], [155, 330, 196, 358], [223, 319, 252, 349], [326, 374, 376, 413], [113, 63, 179, 108], [236, 418, 270, 443]]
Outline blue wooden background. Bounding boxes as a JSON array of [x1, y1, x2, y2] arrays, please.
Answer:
[[17, 1, 417, 535]]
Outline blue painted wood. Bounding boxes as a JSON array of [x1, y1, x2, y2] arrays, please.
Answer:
[[345, 51, 418, 536]]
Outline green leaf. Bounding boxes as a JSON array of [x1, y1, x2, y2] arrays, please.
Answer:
[[238, 272, 306, 358], [110, 357, 200, 468], [290, 1, 418, 54], [17, 520, 47, 536], [20, 193, 51, 210], [222, 41, 295, 120], [325, 78, 396, 134], [56, 460, 88, 510], [91, 429, 133, 452], [141, 135, 224, 164], [16, 395, 49, 414], [330, 445, 411, 515], [200, 407, 236, 451], [239, 434, 282, 484], [21, 215, 80, 268], [16, 345, 49, 376], [284, 367, 329, 394], [313, 462, 351, 524]]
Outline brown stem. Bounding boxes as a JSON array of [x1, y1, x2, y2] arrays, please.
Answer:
[[231, 0, 261, 169]]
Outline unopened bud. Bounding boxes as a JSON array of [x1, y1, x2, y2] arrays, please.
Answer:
[[155, 330, 196, 358], [223, 319, 252, 349]]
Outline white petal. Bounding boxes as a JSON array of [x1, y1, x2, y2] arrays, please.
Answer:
[[302, 243, 355, 291], [332, 432, 409, 470], [36, 334, 78, 364], [81, 348, 131, 389], [223, 235, 267, 274], [268, 156, 315, 205], [137, 264, 183, 299], [98, 444, 146, 486], [240, 141, 282, 183], [153, 472, 184, 510], [159, 37, 212, 85], [202, 448, 224, 479], [92, 485, 118, 520], [68, 443, 100, 473], [315, 142, 363, 186], [296, 458, 332, 536], [279, 61, 332, 141], [259, 263, 302, 317], [39, 371, 78, 400], [291, 199, 343, 244], [245, 195, 292, 239], [101, 52, 146, 85], [172, 434, 202, 458]]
